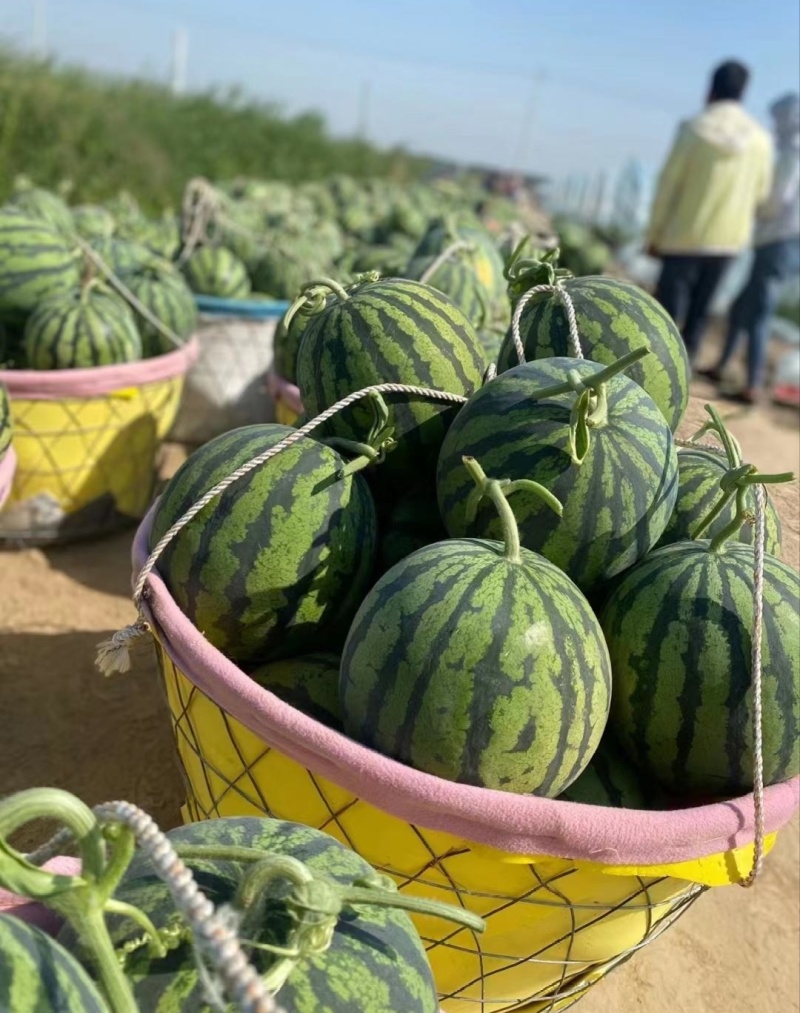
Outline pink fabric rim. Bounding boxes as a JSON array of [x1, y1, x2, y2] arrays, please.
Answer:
[[0, 337, 199, 401], [266, 370, 304, 415], [0, 445, 16, 509], [132, 508, 799, 867], [0, 856, 81, 937]]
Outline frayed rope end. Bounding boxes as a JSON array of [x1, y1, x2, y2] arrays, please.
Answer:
[[95, 618, 149, 676]]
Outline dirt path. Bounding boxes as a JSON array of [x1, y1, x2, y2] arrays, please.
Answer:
[[0, 387, 797, 1012]]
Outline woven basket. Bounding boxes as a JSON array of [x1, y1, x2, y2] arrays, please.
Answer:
[[169, 296, 289, 445], [0, 340, 197, 545], [131, 512, 799, 1013]]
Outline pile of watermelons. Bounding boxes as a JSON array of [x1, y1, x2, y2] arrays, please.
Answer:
[[149, 245, 800, 811], [0, 173, 552, 370]]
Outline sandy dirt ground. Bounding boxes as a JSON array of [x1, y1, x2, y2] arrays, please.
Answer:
[[0, 381, 798, 1012]]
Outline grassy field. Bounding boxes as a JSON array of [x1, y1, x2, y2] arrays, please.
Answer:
[[0, 49, 427, 212]]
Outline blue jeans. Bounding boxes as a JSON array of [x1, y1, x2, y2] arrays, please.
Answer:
[[718, 238, 800, 390]]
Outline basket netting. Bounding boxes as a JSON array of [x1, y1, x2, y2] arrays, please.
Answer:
[[0, 375, 184, 544], [156, 644, 702, 1013]]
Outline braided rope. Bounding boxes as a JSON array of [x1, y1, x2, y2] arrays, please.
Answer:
[[510, 282, 583, 365], [96, 382, 467, 675], [93, 801, 286, 1013], [675, 434, 766, 885]]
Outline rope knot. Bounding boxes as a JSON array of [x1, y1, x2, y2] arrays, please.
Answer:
[[95, 617, 149, 676]]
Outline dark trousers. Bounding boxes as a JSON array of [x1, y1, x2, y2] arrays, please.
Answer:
[[716, 238, 800, 390], [654, 254, 733, 359]]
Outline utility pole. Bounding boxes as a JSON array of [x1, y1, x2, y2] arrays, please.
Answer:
[[171, 28, 188, 95], [32, 0, 47, 57], [356, 81, 371, 139]]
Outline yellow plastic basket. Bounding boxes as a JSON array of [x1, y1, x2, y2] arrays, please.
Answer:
[[143, 609, 793, 1013], [0, 341, 196, 544]]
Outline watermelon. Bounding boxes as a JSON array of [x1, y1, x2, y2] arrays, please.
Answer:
[[558, 738, 649, 808], [658, 448, 782, 556], [295, 276, 485, 484], [89, 237, 161, 279], [126, 265, 197, 357], [0, 382, 12, 457], [412, 218, 506, 312], [404, 250, 488, 330], [0, 915, 107, 1012], [437, 355, 679, 595], [477, 323, 506, 365], [497, 274, 690, 432], [74, 817, 463, 1012], [250, 653, 342, 729], [341, 456, 611, 795], [22, 284, 142, 369], [183, 245, 251, 299], [0, 210, 82, 327], [150, 424, 378, 668], [601, 539, 800, 797], [71, 205, 116, 241], [253, 243, 325, 301], [5, 184, 74, 235]]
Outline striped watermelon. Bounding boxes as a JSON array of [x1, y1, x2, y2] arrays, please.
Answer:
[[0, 915, 107, 1012], [558, 738, 649, 808], [253, 243, 325, 300], [126, 265, 197, 357], [437, 356, 679, 595], [71, 204, 116, 241], [658, 448, 782, 555], [341, 457, 611, 795], [295, 276, 485, 484], [5, 184, 74, 235], [412, 217, 506, 312], [404, 250, 488, 330], [477, 323, 506, 365], [250, 653, 342, 729], [183, 245, 251, 299], [0, 382, 12, 457], [601, 539, 800, 797], [150, 424, 377, 668], [497, 275, 690, 432], [85, 817, 449, 1012], [0, 210, 81, 327], [22, 284, 142, 369], [89, 237, 161, 279]]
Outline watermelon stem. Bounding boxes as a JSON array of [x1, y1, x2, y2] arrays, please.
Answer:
[[523, 346, 649, 403], [462, 455, 562, 563]]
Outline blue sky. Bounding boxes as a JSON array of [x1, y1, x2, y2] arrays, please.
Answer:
[[3, 0, 799, 180]]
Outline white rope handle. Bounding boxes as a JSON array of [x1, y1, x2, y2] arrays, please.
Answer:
[[676, 432, 766, 885], [419, 241, 474, 285], [96, 382, 467, 676], [510, 282, 583, 365]]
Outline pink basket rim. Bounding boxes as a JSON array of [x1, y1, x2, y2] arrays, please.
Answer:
[[0, 337, 199, 400], [0, 444, 16, 507], [265, 370, 303, 416], [132, 508, 799, 867]]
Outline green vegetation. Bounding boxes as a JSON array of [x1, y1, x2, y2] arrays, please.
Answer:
[[0, 49, 425, 212]]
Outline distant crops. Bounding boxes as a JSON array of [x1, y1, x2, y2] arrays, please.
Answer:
[[0, 49, 427, 212]]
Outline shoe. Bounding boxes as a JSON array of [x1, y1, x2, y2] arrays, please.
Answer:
[[720, 388, 758, 406], [695, 367, 723, 383]]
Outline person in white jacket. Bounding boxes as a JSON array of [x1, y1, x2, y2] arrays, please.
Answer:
[[700, 93, 800, 403]]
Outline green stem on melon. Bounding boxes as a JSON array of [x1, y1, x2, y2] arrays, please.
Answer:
[[523, 346, 649, 404], [462, 455, 562, 564], [327, 390, 397, 476], [103, 899, 167, 958], [0, 788, 105, 885], [281, 282, 331, 331], [703, 468, 796, 551], [690, 404, 743, 468], [74, 907, 139, 1013]]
